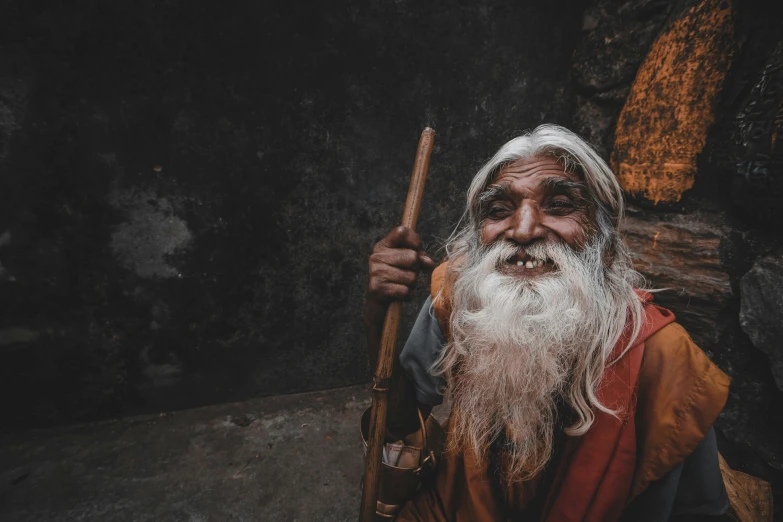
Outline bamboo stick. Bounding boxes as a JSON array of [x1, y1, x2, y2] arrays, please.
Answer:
[[359, 127, 435, 522]]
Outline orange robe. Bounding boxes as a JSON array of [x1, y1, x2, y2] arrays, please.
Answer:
[[396, 263, 730, 522]]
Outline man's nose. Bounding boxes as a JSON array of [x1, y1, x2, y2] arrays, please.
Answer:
[[506, 201, 547, 244]]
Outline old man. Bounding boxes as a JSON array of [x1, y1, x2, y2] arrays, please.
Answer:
[[364, 125, 731, 521]]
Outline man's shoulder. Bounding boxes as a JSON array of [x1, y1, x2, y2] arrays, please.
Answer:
[[642, 321, 696, 363], [430, 261, 450, 300], [638, 320, 729, 412], [639, 321, 727, 387], [430, 262, 452, 337]]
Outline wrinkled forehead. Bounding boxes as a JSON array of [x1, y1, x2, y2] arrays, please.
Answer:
[[491, 155, 582, 187]]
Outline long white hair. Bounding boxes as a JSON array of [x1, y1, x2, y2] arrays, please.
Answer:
[[433, 124, 647, 480]]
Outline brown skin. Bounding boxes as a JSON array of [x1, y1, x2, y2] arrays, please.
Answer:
[[364, 156, 595, 433], [480, 156, 595, 276]]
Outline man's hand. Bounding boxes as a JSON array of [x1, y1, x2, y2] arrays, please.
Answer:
[[364, 226, 436, 365], [367, 226, 436, 302]]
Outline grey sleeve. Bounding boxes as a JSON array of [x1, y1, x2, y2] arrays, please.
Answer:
[[398, 296, 447, 406], [620, 427, 729, 521]]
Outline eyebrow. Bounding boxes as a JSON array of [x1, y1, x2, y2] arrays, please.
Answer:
[[540, 178, 590, 202], [478, 182, 513, 206], [480, 178, 590, 202]]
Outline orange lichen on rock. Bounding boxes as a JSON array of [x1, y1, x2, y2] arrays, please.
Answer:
[[611, 0, 736, 205]]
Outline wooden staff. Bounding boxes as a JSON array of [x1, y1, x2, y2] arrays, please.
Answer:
[[360, 127, 435, 522]]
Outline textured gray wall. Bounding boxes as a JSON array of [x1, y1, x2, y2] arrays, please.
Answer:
[[0, 1, 582, 429]]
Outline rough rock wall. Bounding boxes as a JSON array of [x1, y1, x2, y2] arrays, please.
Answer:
[[574, 0, 783, 513], [572, 0, 675, 160], [612, 0, 736, 205], [0, 1, 583, 429]]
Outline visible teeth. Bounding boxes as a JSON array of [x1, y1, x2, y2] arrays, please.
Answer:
[[513, 257, 551, 269]]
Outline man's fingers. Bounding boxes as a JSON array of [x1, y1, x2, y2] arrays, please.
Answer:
[[370, 248, 419, 270], [368, 265, 417, 288], [388, 267, 417, 286], [368, 227, 437, 303], [418, 251, 437, 269], [374, 227, 438, 270]]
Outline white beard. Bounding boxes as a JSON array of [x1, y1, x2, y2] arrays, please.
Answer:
[[433, 238, 641, 482]]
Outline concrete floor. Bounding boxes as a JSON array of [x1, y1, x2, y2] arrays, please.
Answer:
[[0, 384, 450, 522]]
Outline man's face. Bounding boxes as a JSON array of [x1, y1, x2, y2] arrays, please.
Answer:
[[478, 156, 595, 277]]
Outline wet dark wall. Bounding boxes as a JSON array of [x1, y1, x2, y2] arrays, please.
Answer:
[[0, 1, 583, 429]]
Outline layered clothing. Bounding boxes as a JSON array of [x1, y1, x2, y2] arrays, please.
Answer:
[[394, 263, 731, 521]]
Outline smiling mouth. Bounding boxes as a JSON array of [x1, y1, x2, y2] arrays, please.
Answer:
[[503, 253, 556, 274]]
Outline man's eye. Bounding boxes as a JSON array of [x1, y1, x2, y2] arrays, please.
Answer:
[[546, 199, 576, 213], [487, 205, 511, 219]]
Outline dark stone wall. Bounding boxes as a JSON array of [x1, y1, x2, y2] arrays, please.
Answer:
[[0, 1, 583, 429]]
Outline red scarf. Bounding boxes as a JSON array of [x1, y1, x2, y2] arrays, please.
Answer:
[[539, 292, 674, 522]]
